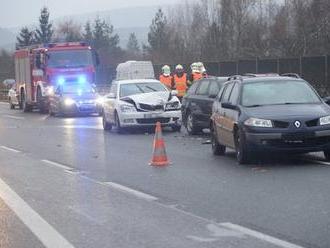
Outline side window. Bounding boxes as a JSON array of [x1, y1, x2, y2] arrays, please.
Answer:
[[187, 82, 199, 95], [229, 83, 240, 104], [220, 82, 234, 102], [196, 80, 210, 95], [208, 81, 220, 96]]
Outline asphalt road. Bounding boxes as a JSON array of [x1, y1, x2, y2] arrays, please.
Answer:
[[0, 102, 329, 248]]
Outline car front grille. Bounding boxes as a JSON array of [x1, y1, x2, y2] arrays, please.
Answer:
[[138, 103, 164, 112], [305, 118, 319, 127], [273, 120, 289, 128], [136, 118, 170, 124]]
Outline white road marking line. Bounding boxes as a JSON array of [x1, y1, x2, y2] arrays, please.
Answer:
[[220, 223, 305, 248], [0, 102, 8, 105], [3, 115, 25, 120], [103, 182, 158, 201], [0, 177, 75, 248], [41, 160, 73, 171], [0, 146, 21, 153]]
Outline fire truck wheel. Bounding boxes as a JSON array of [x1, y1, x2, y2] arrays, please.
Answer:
[[21, 93, 32, 112]]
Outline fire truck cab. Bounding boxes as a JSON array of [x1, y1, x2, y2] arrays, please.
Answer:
[[14, 42, 99, 113]]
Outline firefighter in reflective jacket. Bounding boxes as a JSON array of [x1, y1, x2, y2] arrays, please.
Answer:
[[189, 62, 203, 85], [173, 64, 188, 101], [159, 65, 173, 89]]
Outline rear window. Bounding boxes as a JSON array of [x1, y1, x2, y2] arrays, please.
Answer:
[[241, 80, 321, 106]]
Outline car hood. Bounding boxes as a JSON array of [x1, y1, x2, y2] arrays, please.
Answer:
[[63, 93, 97, 101], [121, 91, 178, 105], [244, 103, 330, 119]]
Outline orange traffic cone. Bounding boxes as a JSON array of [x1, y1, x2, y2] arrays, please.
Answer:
[[149, 122, 170, 166]]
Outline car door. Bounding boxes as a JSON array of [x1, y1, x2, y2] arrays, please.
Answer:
[[216, 82, 235, 147], [103, 82, 117, 123], [223, 82, 240, 148], [182, 81, 199, 117], [205, 80, 222, 122], [193, 79, 211, 125]]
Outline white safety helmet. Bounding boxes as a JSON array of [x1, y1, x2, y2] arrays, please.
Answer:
[[191, 63, 199, 73], [162, 65, 171, 76], [175, 64, 184, 70], [196, 62, 206, 73]]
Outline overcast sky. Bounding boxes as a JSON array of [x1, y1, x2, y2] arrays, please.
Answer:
[[0, 0, 180, 28]]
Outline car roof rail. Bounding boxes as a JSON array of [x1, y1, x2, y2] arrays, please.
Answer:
[[244, 73, 280, 77], [228, 75, 243, 81], [281, 73, 301, 79]]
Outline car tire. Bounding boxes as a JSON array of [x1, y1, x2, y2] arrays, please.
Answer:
[[103, 113, 112, 131], [185, 111, 201, 135], [172, 125, 181, 132], [114, 112, 124, 133], [234, 128, 251, 164], [324, 150, 330, 161], [211, 125, 226, 156]]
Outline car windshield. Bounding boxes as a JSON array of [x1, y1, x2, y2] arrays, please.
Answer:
[[61, 83, 95, 94], [241, 80, 321, 107], [47, 50, 93, 68], [120, 82, 167, 98]]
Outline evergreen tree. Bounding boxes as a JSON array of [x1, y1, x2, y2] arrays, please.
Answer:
[[83, 21, 93, 44], [35, 7, 53, 43], [148, 8, 169, 52], [126, 33, 140, 53], [92, 17, 119, 51], [16, 27, 35, 49]]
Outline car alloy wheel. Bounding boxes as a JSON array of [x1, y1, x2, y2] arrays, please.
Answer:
[[186, 112, 200, 135]]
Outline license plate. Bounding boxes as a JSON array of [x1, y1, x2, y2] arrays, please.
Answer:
[[80, 105, 93, 110], [144, 113, 161, 118]]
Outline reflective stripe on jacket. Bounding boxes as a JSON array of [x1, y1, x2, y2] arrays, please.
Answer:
[[159, 75, 173, 89], [174, 73, 188, 97]]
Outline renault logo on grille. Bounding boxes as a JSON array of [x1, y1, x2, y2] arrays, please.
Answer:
[[294, 121, 301, 128]]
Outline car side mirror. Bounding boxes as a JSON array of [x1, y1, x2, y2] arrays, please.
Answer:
[[221, 102, 237, 110], [36, 53, 42, 69], [209, 94, 217, 99], [107, 93, 116, 99], [323, 96, 330, 105]]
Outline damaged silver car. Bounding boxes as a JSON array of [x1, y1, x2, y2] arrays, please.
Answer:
[[102, 79, 182, 133]]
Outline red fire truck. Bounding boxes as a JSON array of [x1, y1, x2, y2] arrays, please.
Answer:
[[14, 42, 99, 112]]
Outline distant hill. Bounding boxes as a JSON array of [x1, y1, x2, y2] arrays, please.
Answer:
[[0, 6, 158, 51], [58, 5, 159, 28], [0, 28, 16, 51]]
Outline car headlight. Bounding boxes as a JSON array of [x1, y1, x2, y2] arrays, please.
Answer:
[[320, 116, 330, 125], [96, 97, 105, 105], [244, 118, 273, 128], [166, 101, 180, 110], [64, 98, 75, 106], [120, 104, 136, 113]]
